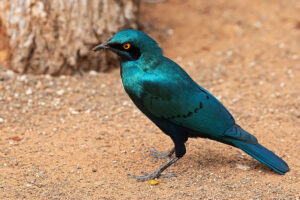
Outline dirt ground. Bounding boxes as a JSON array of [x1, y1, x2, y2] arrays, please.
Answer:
[[0, 0, 300, 199]]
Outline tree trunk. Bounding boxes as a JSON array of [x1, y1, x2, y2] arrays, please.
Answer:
[[0, 0, 140, 75]]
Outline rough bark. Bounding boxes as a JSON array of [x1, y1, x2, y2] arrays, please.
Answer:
[[0, 0, 140, 75]]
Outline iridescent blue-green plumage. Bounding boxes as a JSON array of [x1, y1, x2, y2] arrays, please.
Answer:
[[94, 29, 289, 180]]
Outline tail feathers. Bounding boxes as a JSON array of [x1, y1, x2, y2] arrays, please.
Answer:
[[224, 124, 258, 144], [232, 140, 289, 175]]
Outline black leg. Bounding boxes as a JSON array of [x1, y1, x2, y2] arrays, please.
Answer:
[[128, 142, 186, 182]]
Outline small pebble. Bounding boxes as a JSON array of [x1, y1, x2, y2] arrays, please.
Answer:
[[236, 164, 250, 171], [69, 108, 79, 115], [26, 89, 32, 95], [56, 89, 65, 96], [89, 70, 98, 76]]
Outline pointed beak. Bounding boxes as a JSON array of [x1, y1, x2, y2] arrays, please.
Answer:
[[93, 42, 110, 51]]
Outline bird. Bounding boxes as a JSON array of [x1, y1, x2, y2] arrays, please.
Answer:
[[93, 29, 289, 181]]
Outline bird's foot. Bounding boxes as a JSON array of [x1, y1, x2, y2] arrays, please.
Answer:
[[128, 157, 179, 182], [149, 147, 175, 160], [128, 171, 176, 182]]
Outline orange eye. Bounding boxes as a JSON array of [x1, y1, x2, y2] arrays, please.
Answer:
[[123, 43, 131, 50]]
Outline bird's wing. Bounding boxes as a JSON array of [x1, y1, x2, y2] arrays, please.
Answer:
[[140, 66, 235, 136]]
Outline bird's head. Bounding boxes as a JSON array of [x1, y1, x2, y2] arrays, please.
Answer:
[[93, 29, 163, 62]]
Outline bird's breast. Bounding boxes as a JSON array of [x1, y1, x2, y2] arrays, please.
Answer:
[[121, 64, 145, 100]]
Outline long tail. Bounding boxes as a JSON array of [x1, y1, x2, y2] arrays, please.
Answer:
[[231, 140, 289, 174]]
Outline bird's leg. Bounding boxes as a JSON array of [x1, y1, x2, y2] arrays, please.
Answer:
[[129, 140, 186, 182], [149, 147, 175, 159], [128, 157, 179, 181]]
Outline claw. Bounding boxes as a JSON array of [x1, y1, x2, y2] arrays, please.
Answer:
[[160, 173, 177, 178], [149, 147, 175, 159], [128, 171, 176, 181], [141, 171, 149, 176], [128, 173, 157, 182]]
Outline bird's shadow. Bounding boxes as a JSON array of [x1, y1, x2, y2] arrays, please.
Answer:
[[182, 150, 278, 175]]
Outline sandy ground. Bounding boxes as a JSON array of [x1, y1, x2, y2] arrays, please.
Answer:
[[0, 0, 300, 199]]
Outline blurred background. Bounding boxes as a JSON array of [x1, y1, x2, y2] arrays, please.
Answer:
[[0, 0, 299, 199]]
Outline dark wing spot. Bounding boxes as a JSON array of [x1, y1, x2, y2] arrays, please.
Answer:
[[198, 87, 210, 99], [167, 102, 203, 120], [199, 102, 203, 109]]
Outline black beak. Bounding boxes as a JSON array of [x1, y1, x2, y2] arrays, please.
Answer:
[[93, 42, 109, 51]]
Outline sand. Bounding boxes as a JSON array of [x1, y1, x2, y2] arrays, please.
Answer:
[[0, 0, 299, 199]]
